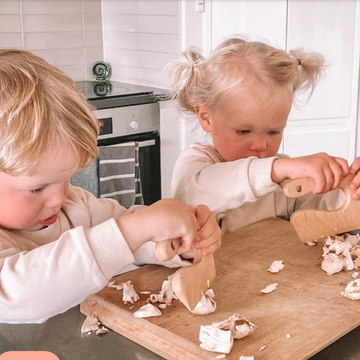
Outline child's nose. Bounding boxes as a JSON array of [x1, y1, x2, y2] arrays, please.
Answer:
[[251, 136, 267, 151], [45, 185, 66, 209]]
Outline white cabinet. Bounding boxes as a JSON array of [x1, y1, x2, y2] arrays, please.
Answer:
[[180, 0, 360, 162], [285, 0, 359, 160]]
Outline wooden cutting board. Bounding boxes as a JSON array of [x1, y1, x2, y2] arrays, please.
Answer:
[[80, 218, 360, 360]]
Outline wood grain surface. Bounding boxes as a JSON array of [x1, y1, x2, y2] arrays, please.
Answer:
[[81, 218, 360, 360]]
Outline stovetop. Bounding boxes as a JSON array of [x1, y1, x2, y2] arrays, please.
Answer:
[[75, 80, 158, 99], [75, 80, 166, 109]]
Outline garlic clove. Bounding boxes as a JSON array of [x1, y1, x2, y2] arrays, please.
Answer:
[[341, 279, 360, 300], [191, 288, 216, 315], [133, 303, 162, 318], [122, 280, 140, 304]]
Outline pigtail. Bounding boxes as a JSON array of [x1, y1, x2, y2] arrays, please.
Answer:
[[165, 48, 205, 113], [289, 48, 326, 96]]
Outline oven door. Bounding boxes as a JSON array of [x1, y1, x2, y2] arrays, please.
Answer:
[[97, 131, 161, 206], [71, 130, 161, 207]]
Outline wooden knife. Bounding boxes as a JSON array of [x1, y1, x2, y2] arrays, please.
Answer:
[[155, 239, 216, 312], [283, 174, 360, 242]]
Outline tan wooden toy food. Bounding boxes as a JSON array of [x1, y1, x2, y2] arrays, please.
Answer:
[[283, 174, 360, 243], [155, 239, 216, 312]]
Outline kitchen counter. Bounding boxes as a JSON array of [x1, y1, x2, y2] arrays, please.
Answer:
[[1, 304, 360, 360]]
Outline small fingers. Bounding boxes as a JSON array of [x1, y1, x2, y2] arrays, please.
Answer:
[[350, 173, 360, 200], [331, 157, 349, 189], [350, 157, 360, 175], [312, 171, 327, 194], [194, 204, 211, 229]]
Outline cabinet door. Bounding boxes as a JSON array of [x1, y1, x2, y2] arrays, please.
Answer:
[[284, 0, 359, 161], [212, 0, 287, 49]]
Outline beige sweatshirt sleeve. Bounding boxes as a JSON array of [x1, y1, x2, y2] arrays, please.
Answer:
[[0, 187, 188, 324], [171, 144, 281, 214]]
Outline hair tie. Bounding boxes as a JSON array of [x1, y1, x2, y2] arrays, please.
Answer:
[[192, 58, 201, 68], [297, 58, 302, 66]]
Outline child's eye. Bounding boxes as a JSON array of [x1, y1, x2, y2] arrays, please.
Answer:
[[268, 130, 282, 136], [30, 186, 48, 194], [235, 130, 251, 135]]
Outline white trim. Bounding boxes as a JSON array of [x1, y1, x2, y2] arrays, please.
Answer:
[[99, 159, 135, 164], [354, 0, 360, 159], [100, 174, 135, 182]]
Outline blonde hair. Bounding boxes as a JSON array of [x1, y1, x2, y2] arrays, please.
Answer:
[[0, 49, 99, 176], [167, 35, 326, 114]]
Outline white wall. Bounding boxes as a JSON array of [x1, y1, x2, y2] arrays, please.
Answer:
[[0, 0, 103, 80], [101, 0, 181, 88]]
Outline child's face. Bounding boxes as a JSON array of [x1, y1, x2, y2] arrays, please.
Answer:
[[0, 147, 79, 231], [196, 87, 293, 161]]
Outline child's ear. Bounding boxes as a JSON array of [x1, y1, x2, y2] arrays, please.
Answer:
[[194, 103, 212, 132]]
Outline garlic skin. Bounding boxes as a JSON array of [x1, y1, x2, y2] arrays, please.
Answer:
[[341, 279, 360, 300], [108, 280, 124, 291], [212, 314, 256, 340], [260, 283, 278, 294], [215, 355, 226, 359], [149, 279, 174, 305], [199, 314, 256, 354], [268, 260, 284, 273], [239, 356, 254, 360], [199, 325, 234, 354], [321, 234, 360, 276], [96, 326, 110, 335], [191, 288, 216, 315], [321, 253, 344, 275], [81, 315, 100, 333], [122, 281, 140, 304], [133, 303, 162, 318]]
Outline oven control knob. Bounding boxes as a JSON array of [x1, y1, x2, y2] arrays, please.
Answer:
[[129, 120, 139, 130]]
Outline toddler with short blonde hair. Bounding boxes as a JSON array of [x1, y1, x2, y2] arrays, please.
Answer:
[[0, 49, 221, 324]]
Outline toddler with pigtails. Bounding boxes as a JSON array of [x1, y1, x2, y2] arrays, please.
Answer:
[[168, 36, 360, 234]]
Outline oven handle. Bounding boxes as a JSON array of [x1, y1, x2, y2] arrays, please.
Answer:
[[138, 140, 156, 147]]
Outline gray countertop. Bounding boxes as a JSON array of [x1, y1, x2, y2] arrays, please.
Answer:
[[1, 305, 360, 360]]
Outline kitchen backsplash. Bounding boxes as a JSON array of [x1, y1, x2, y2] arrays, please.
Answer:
[[0, 0, 103, 81], [102, 0, 180, 88], [0, 0, 180, 87]]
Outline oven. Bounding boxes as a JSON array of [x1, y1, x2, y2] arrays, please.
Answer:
[[71, 81, 161, 207]]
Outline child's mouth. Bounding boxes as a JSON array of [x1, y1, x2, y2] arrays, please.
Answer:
[[41, 214, 58, 226]]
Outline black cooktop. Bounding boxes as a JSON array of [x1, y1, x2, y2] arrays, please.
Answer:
[[75, 80, 158, 99], [75, 80, 165, 109]]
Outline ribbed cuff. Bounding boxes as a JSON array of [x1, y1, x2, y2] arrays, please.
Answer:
[[86, 218, 135, 279], [248, 156, 281, 197]]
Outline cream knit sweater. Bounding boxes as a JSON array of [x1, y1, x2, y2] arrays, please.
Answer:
[[0, 186, 188, 324], [172, 144, 343, 234]]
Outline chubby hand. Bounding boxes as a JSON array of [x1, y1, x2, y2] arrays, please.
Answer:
[[272, 152, 349, 194], [349, 157, 360, 200], [181, 204, 221, 258], [118, 198, 199, 253]]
